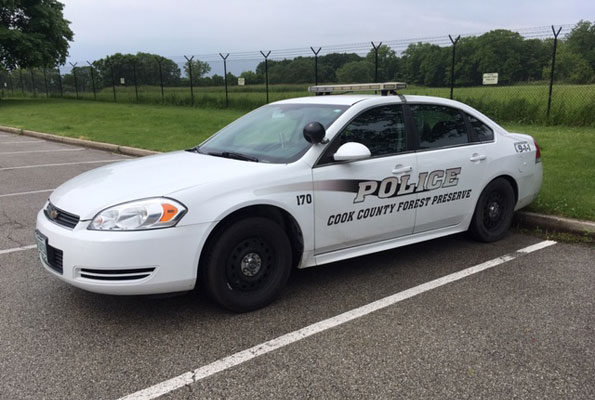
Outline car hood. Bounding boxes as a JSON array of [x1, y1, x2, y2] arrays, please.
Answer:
[[49, 151, 274, 220]]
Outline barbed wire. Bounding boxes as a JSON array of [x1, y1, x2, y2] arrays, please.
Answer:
[[153, 23, 575, 63]]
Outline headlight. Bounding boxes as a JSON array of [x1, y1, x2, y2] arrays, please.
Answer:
[[89, 198, 187, 231]]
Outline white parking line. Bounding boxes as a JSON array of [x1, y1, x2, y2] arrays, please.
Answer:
[[0, 159, 121, 171], [0, 189, 54, 198], [0, 245, 37, 255], [0, 148, 84, 155], [117, 240, 557, 400]]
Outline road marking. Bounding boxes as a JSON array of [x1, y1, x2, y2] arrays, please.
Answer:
[[0, 140, 44, 144], [0, 159, 121, 171], [117, 240, 557, 400], [0, 245, 37, 255], [0, 148, 83, 155], [0, 189, 54, 198]]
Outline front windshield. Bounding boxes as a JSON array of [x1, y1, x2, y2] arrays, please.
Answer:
[[198, 103, 348, 163]]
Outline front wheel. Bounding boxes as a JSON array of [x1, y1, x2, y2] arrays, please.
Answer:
[[202, 217, 292, 312], [469, 178, 515, 242]]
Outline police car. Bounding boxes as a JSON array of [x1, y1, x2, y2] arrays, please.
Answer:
[[35, 82, 542, 312]]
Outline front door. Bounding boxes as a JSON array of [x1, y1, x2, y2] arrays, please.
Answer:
[[312, 104, 418, 254]]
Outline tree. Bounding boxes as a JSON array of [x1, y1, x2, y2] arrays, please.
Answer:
[[239, 70, 262, 84], [269, 57, 313, 84], [471, 30, 527, 85], [92, 52, 181, 87], [225, 72, 237, 85], [401, 42, 448, 86], [565, 20, 595, 70], [519, 39, 549, 82], [544, 42, 594, 84], [336, 61, 374, 83], [184, 59, 211, 85], [365, 44, 399, 82], [318, 53, 362, 82], [0, 0, 73, 69], [210, 74, 224, 86]]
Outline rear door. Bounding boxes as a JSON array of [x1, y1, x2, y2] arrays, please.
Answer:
[[408, 104, 489, 233]]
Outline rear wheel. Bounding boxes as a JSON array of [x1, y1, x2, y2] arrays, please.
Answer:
[[469, 178, 515, 242], [202, 217, 292, 312]]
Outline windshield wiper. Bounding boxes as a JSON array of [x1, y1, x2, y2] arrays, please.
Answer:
[[209, 151, 259, 162]]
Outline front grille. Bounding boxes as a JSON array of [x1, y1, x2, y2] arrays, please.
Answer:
[[47, 244, 63, 274], [79, 267, 155, 281], [44, 203, 80, 229]]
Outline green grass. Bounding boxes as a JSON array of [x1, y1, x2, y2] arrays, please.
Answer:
[[6, 82, 594, 126], [0, 98, 244, 151], [503, 123, 595, 221], [0, 98, 593, 220]]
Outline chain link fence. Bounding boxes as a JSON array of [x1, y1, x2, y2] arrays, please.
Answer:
[[1, 23, 593, 126]]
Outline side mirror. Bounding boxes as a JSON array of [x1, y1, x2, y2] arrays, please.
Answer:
[[303, 121, 326, 144], [333, 142, 371, 162]]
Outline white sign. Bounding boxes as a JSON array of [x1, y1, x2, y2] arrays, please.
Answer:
[[237, 77, 245, 86], [483, 73, 498, 85], [120, 77, 125, 85]]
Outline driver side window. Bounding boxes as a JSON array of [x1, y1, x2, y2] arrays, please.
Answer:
[[320, 105, 407, 164]]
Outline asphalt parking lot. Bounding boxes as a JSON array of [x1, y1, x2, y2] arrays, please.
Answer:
[[1, 130, 593, 400]]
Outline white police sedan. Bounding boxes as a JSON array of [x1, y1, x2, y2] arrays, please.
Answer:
[[35, 83, 542, 312]]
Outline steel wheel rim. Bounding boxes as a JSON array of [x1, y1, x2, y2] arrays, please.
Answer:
[[226, 237, 275, 292], [483, 190, 506, 231]]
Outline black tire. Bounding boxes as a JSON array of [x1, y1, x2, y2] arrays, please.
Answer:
[[201, 217, 292, 312], [469, 178, 515, 242]]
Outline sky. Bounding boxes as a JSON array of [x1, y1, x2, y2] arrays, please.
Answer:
[[60, 0, 594, 73]]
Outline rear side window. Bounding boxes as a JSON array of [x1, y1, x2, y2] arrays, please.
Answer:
[[467, 114, 494, 141], [410, 104, 468, 149], [336, 105, 407, 157]]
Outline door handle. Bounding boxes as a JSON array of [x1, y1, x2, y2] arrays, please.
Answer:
[[469, 153, 487, 162], [392, 165, 412, 175]]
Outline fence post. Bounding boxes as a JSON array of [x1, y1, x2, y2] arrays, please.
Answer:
[[69, 62, 79, 99], [87, 61, 96, 100], [30, 69, 36, 96], [43, 68, 49, 97], [220, 53, 230, 107], [547, 25, 562, 119], [371, 42, 382, 83], [184, 55, 194, 106], [310, 47, 321, 85], [448, 34, 460, 100], [8, 71, 13, 95], [155, 57, 164, 102], [110, 63, 117, 102], [56, 67, 63, 97], [260, 51, 271, 103], [132, 60, 139, 102], [19, 69, 25, 94]]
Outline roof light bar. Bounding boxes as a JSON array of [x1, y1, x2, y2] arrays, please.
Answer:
[[308, 82, 407, 95]]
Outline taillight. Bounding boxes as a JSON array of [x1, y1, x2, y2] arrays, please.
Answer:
[[533, 138, 541, 163]]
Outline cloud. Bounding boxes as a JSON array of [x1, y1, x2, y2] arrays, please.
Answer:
[[60, 0, 594, 63]]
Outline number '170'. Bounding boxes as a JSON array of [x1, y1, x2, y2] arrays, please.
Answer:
[[296, 194, 312, 206]]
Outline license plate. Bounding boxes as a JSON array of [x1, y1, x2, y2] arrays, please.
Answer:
[[35, 230, 49, 266]]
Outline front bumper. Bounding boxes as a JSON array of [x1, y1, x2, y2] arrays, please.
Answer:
[[35, 210, 211, 295]]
